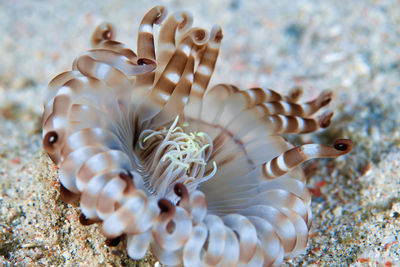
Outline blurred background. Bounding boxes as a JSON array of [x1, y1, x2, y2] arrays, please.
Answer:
[[1, 0, 399, 266]]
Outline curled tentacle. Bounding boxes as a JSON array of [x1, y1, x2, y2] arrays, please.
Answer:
[[155, 11, 193, 83], [202, 215, 226, 265], [91, 22, 116, 47], [175, 183, 191, 212], [190, 25, 223, 98], [80, 169, 126, 218], [73, 49, 156, 77], [127, 230, 152, 259], [152, 205, 192, 251], [136, 6, 167, 87], [182, 222, 208, 266], [222, 214, 258, 264], [262, 139, 353, 180]]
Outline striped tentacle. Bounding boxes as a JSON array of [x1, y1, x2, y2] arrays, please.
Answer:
[[74, 149, 132, 192], [89, 22, 155, 107], [201, 215, 226, 265], [261, 113, 333, 134], [76, 163, 162, 257], [164, 184, 266, 266], [60, 127, 128, 162], [247, 216, 285, 266], [261, 90, 332, 117], [59, 146, 163, 253], [73, 49, 155, 79], [58, 146, 109, 194], [100, 184, 159, 236], [262, 139, 353, 180], [183, 26, 224, 124], [71, 47, 155, 111], [136, 6, 167, 88], [241, 196, 309, 259], [44, 71, 81, 111], [242, 205, 297, 255], [91, 22, 138, 61], [80, 169, 128, 217], [43, 70, 91, 126], [175, 184, 210, 266], [222, 214, 258, 265], [239, 87, 283, 106], [43, 76, 105, 163], [211, 88, 331, 136], [190, 25, 223, 98], [152, 200, 193, 265], [255, 177, 313, 227], [154, 11, 193, 84], [149, 47, 195, 127], [49, 86, 124, 189], [43, 79, 134, 165], [71, 49, 152, 122], [246, 190, 309, 257], [44, 71, 117, 126], [137, 27, 209, 124]]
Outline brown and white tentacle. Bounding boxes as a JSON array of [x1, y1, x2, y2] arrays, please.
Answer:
[[262, 139, 353, 180], [136, 6, 167, 88]]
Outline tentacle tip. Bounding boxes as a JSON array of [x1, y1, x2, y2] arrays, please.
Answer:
[[154, 6, 167, 24], [91, 22, 115, 47], [333, 139, 353, 153], [288, 86, 303, 102], [59, 184, 80, 204], [105, 235, 124, 247], [319, 111, 334, 128], [137, 58, 155, 66], [158, 198, 175, 213], [119, 171, 136, 194], [177, 11, 193, 32], [43, 131, 58, 149], [192, 29, 209, 45], [173, 183, 188, 198], [79, 213, 100, 226], [318, 90, 333, 107], [211, 25, 223, 43], [100, 23, 114, 40]]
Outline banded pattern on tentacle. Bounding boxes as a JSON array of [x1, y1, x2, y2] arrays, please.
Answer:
[[42, 5, 352, 267]]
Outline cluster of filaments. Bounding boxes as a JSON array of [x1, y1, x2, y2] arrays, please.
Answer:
[[41, 6, 352, 267], [136, 116, 217, 202]]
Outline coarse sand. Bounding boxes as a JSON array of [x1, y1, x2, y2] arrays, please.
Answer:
[[1, 0, 399, 266]]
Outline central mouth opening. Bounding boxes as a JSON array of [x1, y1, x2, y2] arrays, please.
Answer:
[[135, 116, 217, 203]]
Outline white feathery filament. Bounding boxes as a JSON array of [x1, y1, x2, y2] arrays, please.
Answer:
[[137, 116, 217, 202]]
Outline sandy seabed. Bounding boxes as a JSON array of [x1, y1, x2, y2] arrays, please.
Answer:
[[1, 0, 399, 266]]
